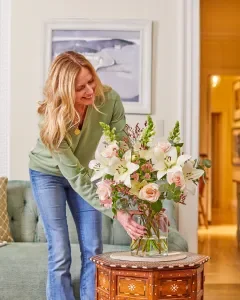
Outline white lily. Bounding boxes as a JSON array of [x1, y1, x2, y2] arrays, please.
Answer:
[[182, 160, 204, 194], [89, 150, 120, 182], [153, 151, 167, 179], [176, 154, 192, 167], [113, 149, 139, 188], [133, 140, 153, 160], [153, 145, 178, 179], [139, 148, 153, 160], [167, 156, 204, 194], [101, 141, 119, 158], [166, 166, 186, 189], [164, 146, 178, 167]]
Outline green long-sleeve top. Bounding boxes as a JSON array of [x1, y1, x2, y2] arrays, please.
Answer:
[[29, 89, 126, 219]]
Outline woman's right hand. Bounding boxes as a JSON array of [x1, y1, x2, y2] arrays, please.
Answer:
[[116, 210, 146, 240]]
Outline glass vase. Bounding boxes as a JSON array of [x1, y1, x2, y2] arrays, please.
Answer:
[[130, 212, 168, 257]]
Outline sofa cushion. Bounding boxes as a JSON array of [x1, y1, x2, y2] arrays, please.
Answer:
[[0, 243, 129, 300], [0, 177, 13, 242], [6, 181, 112, 244]]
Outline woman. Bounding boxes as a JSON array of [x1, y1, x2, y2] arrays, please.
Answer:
[[29, 51, 145, 300]]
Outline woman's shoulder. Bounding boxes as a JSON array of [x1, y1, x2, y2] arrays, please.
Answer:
[[103, 85, 121, 102]]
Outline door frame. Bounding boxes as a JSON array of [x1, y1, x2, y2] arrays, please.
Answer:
[[177, 0, 200, 253]]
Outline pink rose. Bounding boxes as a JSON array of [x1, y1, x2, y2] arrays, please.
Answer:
[[139, 183, 160, 202], [100, 198, 113, 209], [153, 142, 172, 160], [158, 142, 172, 153], [167, 167, 185, 188], [101, 143, 119, 158], [96, 180, 113, 208]]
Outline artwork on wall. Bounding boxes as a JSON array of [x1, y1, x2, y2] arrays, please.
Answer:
[[233, 81, 240, 121], [232, 128, 240, 165], [44, 19, 152, 114]]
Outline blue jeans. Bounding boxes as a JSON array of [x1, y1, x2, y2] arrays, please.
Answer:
[[29, 169, 102, 300]]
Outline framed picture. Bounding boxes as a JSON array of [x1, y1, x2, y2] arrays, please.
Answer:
[[232, 128, 240, 165], [44, 19, 152, 114], [233, 81, 240, 121]]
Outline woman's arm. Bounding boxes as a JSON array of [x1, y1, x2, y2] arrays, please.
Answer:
[[52, 141, 146, 238], [52, 140, 114, 218], [110, 93, 127, 139]]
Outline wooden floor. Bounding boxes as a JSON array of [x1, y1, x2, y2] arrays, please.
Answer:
[[198, 225, 240, 299], [210, 208, 237, 225]]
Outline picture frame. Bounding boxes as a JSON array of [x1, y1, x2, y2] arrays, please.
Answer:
[[232, 128, 240, 165], [44, 19, 152, 114], [233, 81, 240, 121]]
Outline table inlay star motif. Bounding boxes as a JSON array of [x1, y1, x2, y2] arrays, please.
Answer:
[[170, 284, 179, 292], [128, 283, 136, 291]]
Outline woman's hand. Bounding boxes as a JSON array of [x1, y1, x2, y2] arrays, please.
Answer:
[[160, 209, 170, 231], [116, 210, 146, 240]]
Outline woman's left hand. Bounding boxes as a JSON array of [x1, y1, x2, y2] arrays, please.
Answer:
[[116, 210, 146, 240]]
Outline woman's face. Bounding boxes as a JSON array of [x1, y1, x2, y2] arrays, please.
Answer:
[[75, 67, 96, 107]]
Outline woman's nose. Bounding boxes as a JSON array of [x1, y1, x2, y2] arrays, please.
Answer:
[[85, 84, 93, 94]]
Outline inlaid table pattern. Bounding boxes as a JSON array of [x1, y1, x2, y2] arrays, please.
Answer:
[[90, 252, 209, 300]]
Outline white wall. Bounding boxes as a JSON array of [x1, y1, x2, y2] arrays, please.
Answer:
[[10, 0, 181, 179], [9, 0, 199, 252]]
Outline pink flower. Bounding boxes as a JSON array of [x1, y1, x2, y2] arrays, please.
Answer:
[[96, 180, 113, 208], [131, 173, 139, 181], [167, 167, 185, 188], [101, 143, 119, 158], [158, 142, 172, 153], [154, 142, 173, 161], [141, 163, 154, 172], [144, 173, 151, 180], [100, 198, 113, 208], [139, 183, 160, 202]]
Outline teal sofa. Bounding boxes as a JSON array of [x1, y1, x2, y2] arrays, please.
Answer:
[[0, 181, 188, 300]]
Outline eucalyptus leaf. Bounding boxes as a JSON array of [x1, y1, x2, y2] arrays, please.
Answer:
[[203, 159, 212, 168], [151, 199, 163, 212]]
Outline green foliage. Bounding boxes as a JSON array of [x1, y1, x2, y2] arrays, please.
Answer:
[[104, 174, 114, 180], [168, 121, 181, 145], [140, 116, 156, 148], [99, 122, 116, 142], [151, 199, 163, 212], [202, 159, 212, 168], [159, 182, 182, 202]]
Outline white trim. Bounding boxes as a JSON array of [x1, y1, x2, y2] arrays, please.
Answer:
[[44, 19, 152, 114], [0, 0, 11, 178], [177, 0, 200, 253]]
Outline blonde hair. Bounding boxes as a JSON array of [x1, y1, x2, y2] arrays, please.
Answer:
[[38, 51, 107, 151]]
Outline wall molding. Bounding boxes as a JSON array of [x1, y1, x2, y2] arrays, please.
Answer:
[[177, 0, 200, 253], [0, 0, 11, 177]]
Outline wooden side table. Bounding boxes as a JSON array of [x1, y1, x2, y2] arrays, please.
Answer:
[[91, 252, 209, 300]]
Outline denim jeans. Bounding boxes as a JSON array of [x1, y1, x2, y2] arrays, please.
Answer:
[[29, 169, 102, 300]]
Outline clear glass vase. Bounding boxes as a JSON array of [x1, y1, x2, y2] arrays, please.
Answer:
[[130, 212, 168, 257]]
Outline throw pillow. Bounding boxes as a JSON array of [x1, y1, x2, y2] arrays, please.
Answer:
[[0, 177, 13, 242]]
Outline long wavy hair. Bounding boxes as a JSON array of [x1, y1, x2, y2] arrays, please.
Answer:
[[38, 51, 107, 151]]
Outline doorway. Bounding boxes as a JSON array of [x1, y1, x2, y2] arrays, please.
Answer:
[[200, 75, 238, 226]]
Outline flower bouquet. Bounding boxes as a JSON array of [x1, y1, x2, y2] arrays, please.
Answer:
[[89, 116, 211, 257]]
